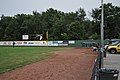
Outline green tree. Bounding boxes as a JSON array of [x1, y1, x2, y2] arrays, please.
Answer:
[[76, 8, 86, 21], [67, 21, 85, 40], [92, 3, 120, 39], [0, 15, 13, 40]]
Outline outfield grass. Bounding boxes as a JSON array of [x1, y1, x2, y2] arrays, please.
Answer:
[[0, 47, 68, 73]]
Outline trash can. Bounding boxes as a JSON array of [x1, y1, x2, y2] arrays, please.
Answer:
[[99, 68, 119, 80]]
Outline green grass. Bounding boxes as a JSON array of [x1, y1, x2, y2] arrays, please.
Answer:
[[0, 47, 67, 73]]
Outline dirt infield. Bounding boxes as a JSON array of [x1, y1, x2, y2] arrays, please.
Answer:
[[0, 48, 98, 80]]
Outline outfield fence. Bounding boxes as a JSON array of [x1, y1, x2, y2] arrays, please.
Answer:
[[0, 41, 74, 46], [0, 40, 108, 47]]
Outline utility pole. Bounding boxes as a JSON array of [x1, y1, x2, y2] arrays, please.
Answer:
[[100, 0, 104, 68]]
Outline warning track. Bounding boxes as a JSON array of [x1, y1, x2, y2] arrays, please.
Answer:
[[0, 48, 98, 80]]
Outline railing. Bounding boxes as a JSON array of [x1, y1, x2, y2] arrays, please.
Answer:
[[90, 51, 101, 80]]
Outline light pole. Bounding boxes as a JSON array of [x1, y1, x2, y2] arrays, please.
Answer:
[[100, 0, 104, 68]]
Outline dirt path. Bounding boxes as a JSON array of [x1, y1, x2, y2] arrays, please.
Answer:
[[0, 48, 98, 80]]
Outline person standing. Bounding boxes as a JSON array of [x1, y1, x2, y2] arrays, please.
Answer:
[[13, 41, 15, 48]]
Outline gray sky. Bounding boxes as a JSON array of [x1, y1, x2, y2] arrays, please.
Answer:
[[0, 0, 120, 18]]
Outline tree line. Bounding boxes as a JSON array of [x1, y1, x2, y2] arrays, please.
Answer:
[[0, 3, 120, 41]]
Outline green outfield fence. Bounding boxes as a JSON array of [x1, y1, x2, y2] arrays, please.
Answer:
[[70, 40, 108, 47]]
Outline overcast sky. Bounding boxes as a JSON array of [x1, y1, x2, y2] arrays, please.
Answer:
[[0, 0, 120, 18]]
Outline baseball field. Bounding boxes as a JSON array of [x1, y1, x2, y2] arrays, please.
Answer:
[[0, 47, 68, 73], [0, 47, 98, 80]]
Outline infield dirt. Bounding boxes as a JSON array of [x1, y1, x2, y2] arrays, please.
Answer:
[[0, 48, 98, 80]]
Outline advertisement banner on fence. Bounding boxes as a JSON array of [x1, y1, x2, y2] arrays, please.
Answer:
[[0, 40, 75, 46], [0, 41, 13, 45], [69, 41, 75, 44], [15, 41, 48, 46]]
